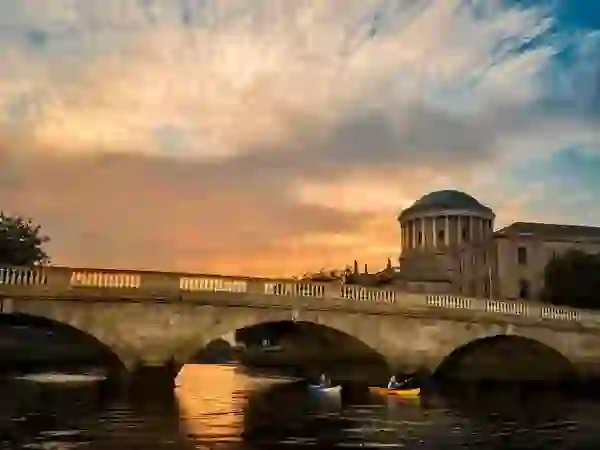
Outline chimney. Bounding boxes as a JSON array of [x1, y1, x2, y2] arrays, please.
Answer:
[[387, 258, 392, 269], [353, 260, 358, 274], [364, 264, 368, 274]]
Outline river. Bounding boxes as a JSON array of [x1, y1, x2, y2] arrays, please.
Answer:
[[1, 364, 600, 449]]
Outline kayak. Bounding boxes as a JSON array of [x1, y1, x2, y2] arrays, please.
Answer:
[[308, 384, 342, 394], [368, 386, 421, 398]]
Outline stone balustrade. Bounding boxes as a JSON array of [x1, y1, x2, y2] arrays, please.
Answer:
[[424, 294, 591, 324], [0, 266, 48, 285], [0, 265, 596, 326]]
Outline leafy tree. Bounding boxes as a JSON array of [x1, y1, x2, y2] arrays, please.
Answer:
[[0, 213, 50, 266], [541, 249, 600, 309]]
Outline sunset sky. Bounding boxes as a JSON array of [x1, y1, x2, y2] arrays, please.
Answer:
[[0, 0, 599, 276]]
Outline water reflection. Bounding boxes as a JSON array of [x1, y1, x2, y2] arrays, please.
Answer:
[[176, 364, 250, 446], [0, 376, 107, 448], [1, 365, 600, 449]]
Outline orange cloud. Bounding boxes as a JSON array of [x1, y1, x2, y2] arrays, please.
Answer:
[[0, 149, 399, 276]]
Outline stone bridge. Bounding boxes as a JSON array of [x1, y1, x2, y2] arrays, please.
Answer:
[[1, 265, 600, 385]]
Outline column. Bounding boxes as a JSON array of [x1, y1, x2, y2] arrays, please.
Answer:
[[401, 225, 406, 251], [411, 220, 417, 249], [469, 216, 473, 243], [480, 218, 484, 242], [445, 216, 450, 246], [457, 216, 462, 245], [432, 216, 437, 248], [420, 218, 425, 248]]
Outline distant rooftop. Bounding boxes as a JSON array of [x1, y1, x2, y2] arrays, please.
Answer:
[[495, 222, 600, 239]]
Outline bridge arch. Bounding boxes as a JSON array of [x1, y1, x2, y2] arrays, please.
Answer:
[[171, 309, 392, 376], [0, 313, 126, 371], [432, 333, 577, 382]]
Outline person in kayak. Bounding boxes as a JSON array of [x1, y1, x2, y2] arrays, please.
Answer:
[[387, 375, 402, 389], [319, 373, 331, 388]]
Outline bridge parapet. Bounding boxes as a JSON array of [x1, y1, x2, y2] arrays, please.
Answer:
[[0, 266, 49, 285], [0, 266, 598, 328], [0, 266, 400, 304], [423, 294, 600, 326]]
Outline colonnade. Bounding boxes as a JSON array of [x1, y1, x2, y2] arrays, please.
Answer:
[[401, 214, 494, 251]]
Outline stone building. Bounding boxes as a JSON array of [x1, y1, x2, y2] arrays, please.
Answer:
[[395, 190, 495, 293], [455, 222, 600, 300], [306, 189, 600, 300], [396, 189, 600, 300]]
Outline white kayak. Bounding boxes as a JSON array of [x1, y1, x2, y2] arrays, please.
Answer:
[[308, 384, 342, 394]]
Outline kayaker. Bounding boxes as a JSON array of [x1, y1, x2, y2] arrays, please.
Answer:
[[319, 373, 331, 388], [387, 375, 402, 389]]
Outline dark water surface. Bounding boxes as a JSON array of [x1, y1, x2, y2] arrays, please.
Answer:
[[2, 364, 600, 449]]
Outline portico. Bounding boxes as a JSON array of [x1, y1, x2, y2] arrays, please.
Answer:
[[398, 190, 496, 253]]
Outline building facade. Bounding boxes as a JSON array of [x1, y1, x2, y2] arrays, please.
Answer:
[[395, 190, 495, 294], [306, 189, 600, 301], [397, 190, 600, 301], [455, 222, 600, 300]]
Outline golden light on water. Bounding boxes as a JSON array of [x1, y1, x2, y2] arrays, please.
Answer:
[[175, 364, 249, 441], [175, 364, 297, 442]]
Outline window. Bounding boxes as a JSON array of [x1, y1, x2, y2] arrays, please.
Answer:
[[517, 246, 527, 265], [437, 229, 445, 243], [482, 251, 487, 264], [417, 231, 422, 245], [483, 278, 490, 296], [519, 279, 530, 299], [471, 254, 476, 266], [462, 227, 469, 242]]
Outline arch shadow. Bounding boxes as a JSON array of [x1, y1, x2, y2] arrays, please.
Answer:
[[241, 380, 353, 446], [0, 313, 125, 372], [193, 338, 236, 364], [184, 320, 390, 382], [433, 335, 577, 383]]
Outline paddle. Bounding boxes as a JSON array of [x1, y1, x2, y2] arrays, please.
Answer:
[[398, 374, 414, 388]]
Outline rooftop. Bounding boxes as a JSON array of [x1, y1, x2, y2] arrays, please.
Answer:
[[399, 189, 494, 220], [495, 222, 600, 239]]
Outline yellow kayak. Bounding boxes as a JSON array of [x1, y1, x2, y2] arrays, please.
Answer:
[[368, 386, 421, 398]]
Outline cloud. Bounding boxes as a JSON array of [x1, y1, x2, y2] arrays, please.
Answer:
[[0, 0, 598, 276]]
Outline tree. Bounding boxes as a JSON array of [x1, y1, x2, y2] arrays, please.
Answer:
[[541, 249, 600, 309], [0, 213, 50, 266]]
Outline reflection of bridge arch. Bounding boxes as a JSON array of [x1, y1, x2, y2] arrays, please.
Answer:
[[432, 334, 576, 381], [0, 313, 126, 371]]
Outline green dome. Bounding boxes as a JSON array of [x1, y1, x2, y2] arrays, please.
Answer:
[[414, 190, 483, 209], [399, 190, 493, 220]]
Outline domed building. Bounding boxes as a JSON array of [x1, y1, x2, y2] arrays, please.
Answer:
[[393, 189, 600, 300], [398, 190, 495, 253], [384, 190, 496, 293], [329, 188, 600, 300]]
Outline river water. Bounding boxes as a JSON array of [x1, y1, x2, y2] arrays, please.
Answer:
[[2, 364, 600, 449]]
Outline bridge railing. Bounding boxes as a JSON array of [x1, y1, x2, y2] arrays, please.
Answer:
[[0, 265, 597, 327], [0, 266, 48, 285], [0, 266, 400, 304], [423, 294, 598, 326]]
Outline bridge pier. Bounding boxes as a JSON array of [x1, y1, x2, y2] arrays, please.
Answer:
[[122, 359, 178, 395]]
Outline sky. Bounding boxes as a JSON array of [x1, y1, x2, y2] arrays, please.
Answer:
[[0, 0, 599, 276]]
